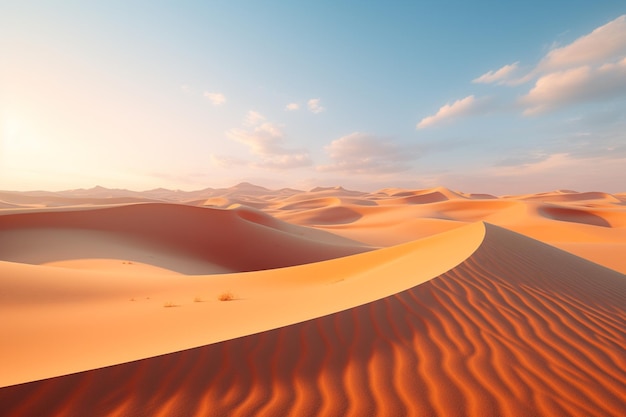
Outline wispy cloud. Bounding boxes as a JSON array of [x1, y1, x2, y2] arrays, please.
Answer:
[[417, 95, 491, 129], [486, 152, 626, 191], [307, 98, 325, 114], [464, 15, 626, 117], [520, 15, 626, 115], [318, 132, 418, 174], [473, 62, 520, 85], [226, 115, 311, 169], [521, 58, 626, 114], [285, 103, 300, 111], [245, 110, 266, 126], [228, 123, 284, 155], [491, 152, 576, 176], [537, 15, 626, 72], [203, 92, 226, 106]]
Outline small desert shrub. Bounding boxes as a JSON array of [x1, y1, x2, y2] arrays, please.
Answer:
[[193, 296, 204, 303], [217, 291, 235, 302], [163, 302, 179, 308]]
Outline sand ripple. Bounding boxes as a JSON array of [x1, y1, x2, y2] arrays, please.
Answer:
[[1, 224, 624, 416]]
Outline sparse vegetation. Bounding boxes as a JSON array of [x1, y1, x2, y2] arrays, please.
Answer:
[[163, 302, 179, 308], [217, 291, 235, 301], [194, 296, 204, 303]]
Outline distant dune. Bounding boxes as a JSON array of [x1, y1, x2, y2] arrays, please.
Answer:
[[0, 203, 368, 274], [1, 185, 625, 416]]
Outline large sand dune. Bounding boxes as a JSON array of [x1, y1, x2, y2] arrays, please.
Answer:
[[1, 185, 625, 416], [0, 203, 369, 274]]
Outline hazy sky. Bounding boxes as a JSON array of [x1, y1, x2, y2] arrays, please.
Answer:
[[2, 1, 625, 193]]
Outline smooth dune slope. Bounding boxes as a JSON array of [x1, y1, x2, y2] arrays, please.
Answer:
[[271, 187, 626, 273], [1, 223, 624, 417], [0, 203, 369, 274], [0, 220, 484, 388]]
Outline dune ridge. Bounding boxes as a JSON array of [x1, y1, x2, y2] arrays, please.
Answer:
[[0, 203, 369, 274], [1, 223, 624, 416], [0, 220, 485, 388], [267, 187, 626, 272], [1, 184, 625, 416]]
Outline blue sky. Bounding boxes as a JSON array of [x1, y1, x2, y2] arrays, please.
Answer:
[[1, 1, 625, 193]]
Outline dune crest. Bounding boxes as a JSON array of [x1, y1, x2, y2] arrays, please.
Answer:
[[0, 203, 369, 274], [1, 184, 625, 416], [0, 221, 485, 388], [1, 223, 625, 416]]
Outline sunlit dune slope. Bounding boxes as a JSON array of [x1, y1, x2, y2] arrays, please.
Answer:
[[0, 203, 368, 274], [0, 221, 484, 388], [1, 223, 624, 417], [511, 190, 622, 204], [2, 185, 625, 272], [270, 187, 626, 273]]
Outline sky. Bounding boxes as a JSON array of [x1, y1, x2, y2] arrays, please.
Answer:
[[1, 1, 625, 194]]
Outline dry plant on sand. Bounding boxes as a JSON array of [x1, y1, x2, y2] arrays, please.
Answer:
[[217, 291, 235, 301]]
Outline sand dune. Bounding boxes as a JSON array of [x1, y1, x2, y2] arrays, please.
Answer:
[[0, 221, 484, 388], [0, 203, 368, 274], [514, 190, 623, 204], [1, 223, 624, 416], [0, 200, 22, 209], [1, 185, 625, 416], [538, 205, 612, 227], [272, 188, 626, 272]]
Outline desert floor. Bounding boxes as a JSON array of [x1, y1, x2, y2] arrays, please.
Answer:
[[1, 183, 625, 416]]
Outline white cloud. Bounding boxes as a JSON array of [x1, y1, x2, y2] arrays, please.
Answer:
[[492, 152, 576, 176], [228, 123, 284, 155], [466, 15, 626, 115], [417, 95, 489, 129], [520, 15, 626, 115], [538, 15, 626, 72], [522, 58, 626, 114], [285, 103, 300, 111], [227, 122, 311, 169], [203, 92, 226, 106], [318, 132, 418, 174], [245, 110, 265, 126], [307, 98, 325, 114], [517, 16, 626, 114], [473, 62, 520, 84]]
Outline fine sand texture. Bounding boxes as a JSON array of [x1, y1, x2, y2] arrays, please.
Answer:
[[1, 185, 625, 416]]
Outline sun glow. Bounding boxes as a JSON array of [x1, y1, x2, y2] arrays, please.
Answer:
[[2, 113, 51, 164]]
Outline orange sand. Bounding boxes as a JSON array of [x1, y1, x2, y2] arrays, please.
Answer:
[[0, 184, 625, 416]]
